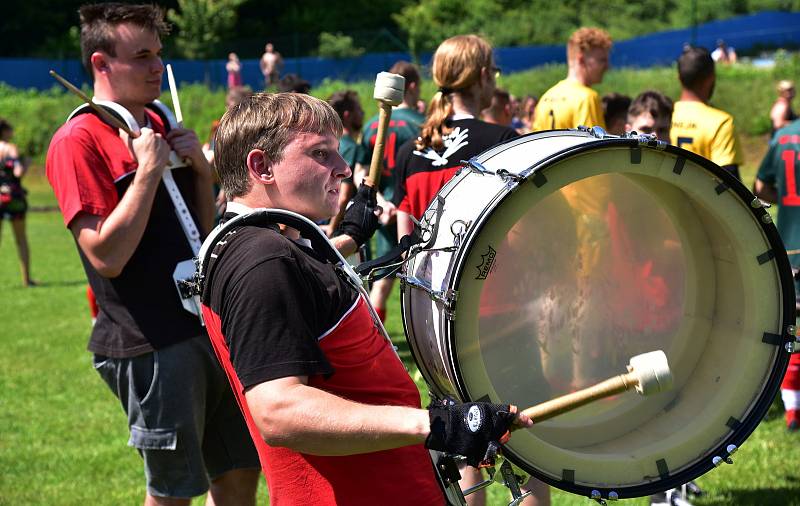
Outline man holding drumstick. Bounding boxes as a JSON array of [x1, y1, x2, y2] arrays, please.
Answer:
[[200, 91, 533, 504], [45, 3, 260, 504]]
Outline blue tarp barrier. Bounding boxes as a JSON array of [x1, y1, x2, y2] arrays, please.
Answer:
[[2, 10, 799, 91]]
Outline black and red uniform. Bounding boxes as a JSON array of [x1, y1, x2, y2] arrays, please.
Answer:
[[201, 210, 443, 505], [47, 110, 204, 355], [393, 117, 518, 219]]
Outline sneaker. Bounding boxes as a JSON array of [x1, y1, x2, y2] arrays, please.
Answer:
[[788, 409, 799, 431], [649, 491, 670, 506]]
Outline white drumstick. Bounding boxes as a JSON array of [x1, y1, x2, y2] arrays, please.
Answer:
[[366, 72, 405, 189], [520, 350, 673, 424], [166, 64, 183, 127]]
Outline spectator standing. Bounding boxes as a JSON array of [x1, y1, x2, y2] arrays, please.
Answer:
[[711, 39, 737, 64], [392, 34, 549, 506], [45, 4, 260, 504], [355, 60, 424, 323], [520, 94, 538, 133], [259, 42, 283, 88], [278, 73, 311, 94], [0, 118, 35, 287], [602, 92, 631, 136], [625, 90, 674, 141], [533, 27, 611, 131], [327, 89, 364, 235], [482, 88, 514, 127], [670, 46, 742, 179], [771, 80, 797, 134], [753, 118, 800, 432], [225, 52, 242, 89]]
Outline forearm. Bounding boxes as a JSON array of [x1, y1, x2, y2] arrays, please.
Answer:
[[331, 234, 357, 257], [753, 179, 778, 204], [74, 172, 162, 277], [250, 382, 429, 456], [397, 210, 413, 241]]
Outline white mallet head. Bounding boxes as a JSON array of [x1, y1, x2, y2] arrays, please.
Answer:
[[374, 72, 405, 106], [627, 350, 673, 396]]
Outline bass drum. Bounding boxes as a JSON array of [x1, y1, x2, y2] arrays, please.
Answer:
[[400, 130, 796, 499]]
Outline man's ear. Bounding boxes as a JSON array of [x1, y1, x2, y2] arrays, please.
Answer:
[[247, 149, 273, 184], [90, 52, 110, 75]]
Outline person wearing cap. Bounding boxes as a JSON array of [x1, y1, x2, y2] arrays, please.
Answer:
[[771, 79, 797, 135]]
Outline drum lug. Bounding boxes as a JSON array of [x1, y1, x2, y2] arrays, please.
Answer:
[[462, 157, 524, 185], [622, 130, 669, 150], [751, 196, 771, 209], [712, 444, 737, 467], [398, 274, 459, 313], [590, 489, 607, 504]]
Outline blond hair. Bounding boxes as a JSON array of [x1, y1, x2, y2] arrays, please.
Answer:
[[417, 34, 494, 151], [215, 92, 343, 198], [778, 80, 795, 92], [567, 27, 612, 61]]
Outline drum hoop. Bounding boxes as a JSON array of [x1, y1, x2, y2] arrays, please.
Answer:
[[442, 135, 795, 498]]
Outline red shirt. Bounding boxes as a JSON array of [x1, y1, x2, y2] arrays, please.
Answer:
[[202, 226, 443, 505], [47, 111, 164, 226]]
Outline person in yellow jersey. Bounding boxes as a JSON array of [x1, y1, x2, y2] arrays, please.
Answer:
[[532, 27, 611, 131], [670, 46, 742, 179]]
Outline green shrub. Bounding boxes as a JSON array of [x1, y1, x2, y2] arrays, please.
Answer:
[[4, 60, 799, 163]]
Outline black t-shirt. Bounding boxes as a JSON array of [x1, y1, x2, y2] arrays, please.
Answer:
[[206, 224, 358, 389], [393, 117, 519, 218]]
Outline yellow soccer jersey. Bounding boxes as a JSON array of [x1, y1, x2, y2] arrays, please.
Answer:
[[532, 79, 606, 131], [670, 101, 742, 167]]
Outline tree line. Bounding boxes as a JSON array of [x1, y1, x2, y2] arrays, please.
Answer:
[[3, 0, 800, 60]]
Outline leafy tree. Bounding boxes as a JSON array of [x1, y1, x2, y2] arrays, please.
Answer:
[[168, 0, 244, 59], [393, 0, 800, 57], [317, 33, 366, 59]]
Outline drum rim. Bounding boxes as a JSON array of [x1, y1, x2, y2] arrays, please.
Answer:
[[444, 134, 795, 498]]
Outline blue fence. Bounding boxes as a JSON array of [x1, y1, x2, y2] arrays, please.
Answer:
[[3, 10, 799, 91]]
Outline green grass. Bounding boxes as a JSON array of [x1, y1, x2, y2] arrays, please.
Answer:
[[2, 174, 800, 505], [0, 130, 793, 505], [5, 54, 800, 166]]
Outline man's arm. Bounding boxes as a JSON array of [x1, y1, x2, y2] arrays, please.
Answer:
[[753, 178, 778, 204], [771, 102, 790, 131], [71, 128, 170, 278], [396, 209, 414, 241], [166, 127, 216, 234], [246, 375, 429, 456]]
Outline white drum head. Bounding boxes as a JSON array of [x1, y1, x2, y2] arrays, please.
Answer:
[[414, 136, 795, 498]]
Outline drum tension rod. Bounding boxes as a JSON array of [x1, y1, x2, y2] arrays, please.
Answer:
[[462, 157, 523, 183]]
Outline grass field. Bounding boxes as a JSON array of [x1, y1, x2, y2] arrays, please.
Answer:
[[1, 139, 799, 504]]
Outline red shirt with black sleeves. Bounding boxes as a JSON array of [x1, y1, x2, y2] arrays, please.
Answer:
[[202, 222, 443, 505], [46, 111, 205, 357]]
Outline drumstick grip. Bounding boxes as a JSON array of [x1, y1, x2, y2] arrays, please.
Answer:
[[365, 102, 392, 189], [49, 70, 137, 138], [521, 371, 638, 424]]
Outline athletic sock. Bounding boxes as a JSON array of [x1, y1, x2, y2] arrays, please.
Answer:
[[376, 307, 386, 323], [787, 409, 799, 432], [781, 389, 800, 431]]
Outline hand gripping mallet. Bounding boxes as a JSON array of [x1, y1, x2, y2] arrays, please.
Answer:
[[520, 350, 674, 424], [364, 72, 405, 190]]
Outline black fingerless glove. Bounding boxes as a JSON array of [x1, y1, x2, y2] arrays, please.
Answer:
[[335, 183, 380, 246], [425, 397, 516, 468]]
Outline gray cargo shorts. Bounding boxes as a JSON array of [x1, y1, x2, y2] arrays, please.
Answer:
[[93, 335, 260, 498]]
